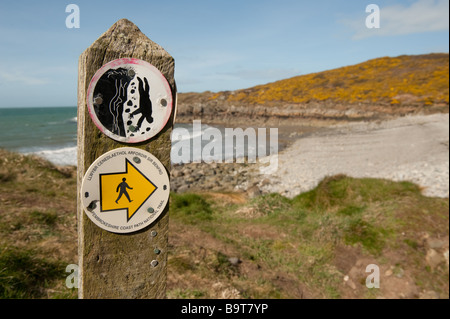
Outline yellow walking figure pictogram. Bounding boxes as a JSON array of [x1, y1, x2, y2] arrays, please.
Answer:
[[100, 158, 156, 221]]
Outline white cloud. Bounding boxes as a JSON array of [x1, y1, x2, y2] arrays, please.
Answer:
[[342, 0, 449, 40], [221, 68, 302, 82], [0, 70, 49, 86]]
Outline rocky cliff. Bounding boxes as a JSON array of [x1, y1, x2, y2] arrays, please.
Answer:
[[176, 53, 449, 124]]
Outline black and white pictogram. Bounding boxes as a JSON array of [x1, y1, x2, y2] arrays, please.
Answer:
[[87, 58, 173, 143]]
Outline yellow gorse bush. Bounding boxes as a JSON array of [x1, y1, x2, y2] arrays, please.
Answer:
[[214, 54, 449, 106]]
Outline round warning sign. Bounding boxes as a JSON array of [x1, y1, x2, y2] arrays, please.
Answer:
[[80, 147, 170, 233], [87, 58, 173, 143]]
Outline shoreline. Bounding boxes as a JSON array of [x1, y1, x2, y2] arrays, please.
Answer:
[[4, 112, 448, 199], [260, 113, 450, 198], [171, 113, 449, 199]]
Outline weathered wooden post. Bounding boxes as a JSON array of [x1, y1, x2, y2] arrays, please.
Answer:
[[77, 19, 176, 298]]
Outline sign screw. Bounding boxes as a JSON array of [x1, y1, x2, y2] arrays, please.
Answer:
[[147, 207, 155, 214], [133, 157, 141, 164], [94, 96, 103, 105], [151, 230, 157, 237]]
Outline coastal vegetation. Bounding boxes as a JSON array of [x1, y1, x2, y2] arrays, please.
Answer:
[[210, 53, 449, 107], [0, 150, 77, 298], [0, 53, 448, 299], [0, 149, 448, 299]]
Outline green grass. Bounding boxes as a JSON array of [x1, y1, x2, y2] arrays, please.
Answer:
[[343, 218, 388, 254], [286, 175, 419, 255], [1, 149, 448, 299], [0, 246, 66, 298], [249, 193, 292, 216], [169, 174, 448, 298], [0, 149, 77, 299], [170, 193, 214, 223], [30, 210, 58, 227]]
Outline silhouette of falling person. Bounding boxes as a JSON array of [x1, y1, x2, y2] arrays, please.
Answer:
[[115, 178, 133, 204], [130, 77, 153, 131]]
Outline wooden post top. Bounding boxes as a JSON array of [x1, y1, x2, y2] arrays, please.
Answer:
[[83, 19, 174, 78], [77, 19, 175, 299]]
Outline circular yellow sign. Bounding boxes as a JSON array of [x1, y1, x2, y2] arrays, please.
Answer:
[[80, 147, 170, 233]]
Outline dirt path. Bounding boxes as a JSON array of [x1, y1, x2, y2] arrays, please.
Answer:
[[261, 113, 449, 198]]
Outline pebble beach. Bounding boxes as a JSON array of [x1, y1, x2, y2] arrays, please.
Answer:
[[171, 113, 449, 199]]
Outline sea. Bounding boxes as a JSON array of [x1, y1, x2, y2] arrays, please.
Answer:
[[0, 107, 78, 166], [0, 107, 279, 167]]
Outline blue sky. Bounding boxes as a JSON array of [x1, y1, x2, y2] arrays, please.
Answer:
[[0, 0, 448, 108]]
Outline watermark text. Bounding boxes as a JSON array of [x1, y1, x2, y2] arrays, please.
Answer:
[[171, 120, 278, 175], [65, 4, 80, 29]]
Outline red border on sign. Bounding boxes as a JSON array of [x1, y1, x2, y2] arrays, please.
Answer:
[[86, 58, 173, 143]]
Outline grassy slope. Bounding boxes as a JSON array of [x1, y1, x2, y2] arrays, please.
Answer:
[[0, 149, 77, 298], [1, 150, 448, 299], [168, 176, 449, 299], [209, 53, 449, 107]]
